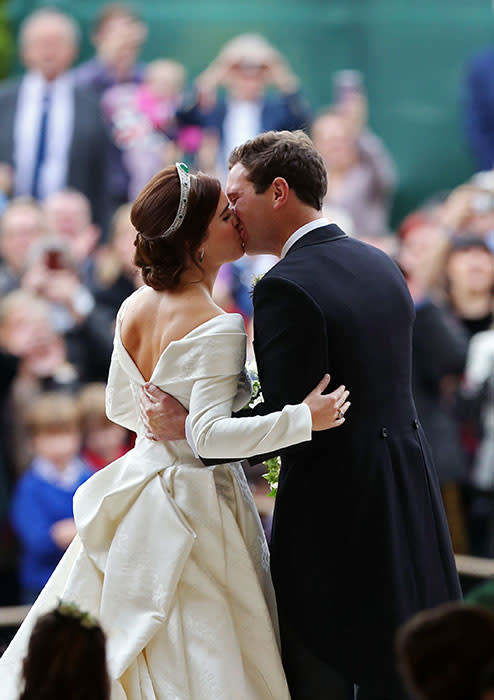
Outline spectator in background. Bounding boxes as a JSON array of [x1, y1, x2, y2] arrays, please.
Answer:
[[0, 289, 81, 397], [463, 47, 494, 171], [21, 236, 114, 382], [89, 203, 142, 317], [10, 392, 91, 603], [19, 600, 109, 700], [398, 219, 469, 552], [0, 290, 82, 475], [311, 84, 397, 239], [396, 603, 494, 700], [76, 3, 147, 208], [79, 383, 130, 471], [444, 236, 494, 338], [0, 8, 111, 232], [42, 189, 100, 284], [462, 325, 494, 557], [0, 197, 47, 295], [102, 59, 196, 200], [142, 60, 202, 163], [439, 235, 494, 554], [0, 288, 41, 604], [179, 33, 310, 180], [75, 3, 147, 98], [440, 174, 494, 242]]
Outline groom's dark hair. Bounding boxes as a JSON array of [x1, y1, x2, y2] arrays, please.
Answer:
[[228, 130, 327, 210]]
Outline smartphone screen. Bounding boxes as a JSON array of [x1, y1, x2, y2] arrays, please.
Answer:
[[332, 70, 364, 103]]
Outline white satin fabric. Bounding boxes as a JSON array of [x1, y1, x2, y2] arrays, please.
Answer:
[[0, 295, 312, 699]]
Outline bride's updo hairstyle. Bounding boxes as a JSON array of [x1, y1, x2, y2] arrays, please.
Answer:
[[131, 165, 221, 290]]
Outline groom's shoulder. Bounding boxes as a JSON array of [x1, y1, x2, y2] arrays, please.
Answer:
[[255, 256, 301, 293], [257, 233, 406, 304], [275, 230, 400, 275], [252, 261, 321, 316]]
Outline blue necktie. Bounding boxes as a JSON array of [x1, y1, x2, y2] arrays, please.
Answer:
[[31, 88, 51, 199]]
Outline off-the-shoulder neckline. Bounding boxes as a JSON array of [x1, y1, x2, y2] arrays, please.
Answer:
[[117, 311, 246, 384]]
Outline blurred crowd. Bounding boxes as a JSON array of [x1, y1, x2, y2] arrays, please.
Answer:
[[0, 2, 493, 607]]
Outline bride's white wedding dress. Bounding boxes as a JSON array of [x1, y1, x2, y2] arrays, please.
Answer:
[[0, 293, 312, 699]]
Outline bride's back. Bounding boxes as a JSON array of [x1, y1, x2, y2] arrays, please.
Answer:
[[120, 286, 223, 382]]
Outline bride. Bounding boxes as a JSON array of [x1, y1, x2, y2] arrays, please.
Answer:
[[0, 163, 349, 699]]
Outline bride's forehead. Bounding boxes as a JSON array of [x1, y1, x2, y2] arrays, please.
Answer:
[[217, 191, 229, 209], [213, 192, 232, 219]]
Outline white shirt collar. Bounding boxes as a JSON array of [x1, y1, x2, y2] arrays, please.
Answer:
[[32, 455, 87, 490], [280, 217, 331, 259], [24, 69, 74, 90]]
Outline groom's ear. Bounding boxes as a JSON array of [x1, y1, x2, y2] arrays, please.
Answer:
[[271, 177, 289, 209]]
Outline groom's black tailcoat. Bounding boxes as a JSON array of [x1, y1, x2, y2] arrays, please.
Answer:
[[251, 224, 461, 696]]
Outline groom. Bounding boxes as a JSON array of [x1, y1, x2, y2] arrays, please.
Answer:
[[141, 130, 461, 699]]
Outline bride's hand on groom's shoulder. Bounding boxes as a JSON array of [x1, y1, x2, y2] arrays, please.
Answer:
[[303, 375, 350, 431], [139, 383, 188, 441]]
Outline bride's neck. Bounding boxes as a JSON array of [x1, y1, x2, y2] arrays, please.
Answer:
[[179, 265, 218, 296]]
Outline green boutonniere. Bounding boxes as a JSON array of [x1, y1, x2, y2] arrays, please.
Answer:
[[245, 360, 280, 497], [250, 273, 265, 297]]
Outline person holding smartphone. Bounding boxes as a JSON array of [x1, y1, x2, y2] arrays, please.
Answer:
[[311, 70, 397, 240]]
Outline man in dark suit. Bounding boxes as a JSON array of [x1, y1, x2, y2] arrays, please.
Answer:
[[142, 131, 461, 699], [0, 8, 111, 234]]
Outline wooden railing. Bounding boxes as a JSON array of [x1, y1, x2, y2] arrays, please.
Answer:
[[0, 605, 30, 628], [454, 554, 494, 579]]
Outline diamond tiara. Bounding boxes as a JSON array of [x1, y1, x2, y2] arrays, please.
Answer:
[[161, 162, 191, 238]]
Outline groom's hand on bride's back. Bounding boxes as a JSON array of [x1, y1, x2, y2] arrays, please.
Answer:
[[139, 383, 188, 441]]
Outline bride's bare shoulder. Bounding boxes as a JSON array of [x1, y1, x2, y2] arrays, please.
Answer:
[[120, 287, 226, 351]]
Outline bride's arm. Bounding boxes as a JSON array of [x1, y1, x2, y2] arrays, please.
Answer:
[[188, 354, 347, 462], [188, 371, 313, 460]]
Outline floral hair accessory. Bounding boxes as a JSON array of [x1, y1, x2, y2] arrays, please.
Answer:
[[161, 162, 191, 238], [54, 599, 99, 629]]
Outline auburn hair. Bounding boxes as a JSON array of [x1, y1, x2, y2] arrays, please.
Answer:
[[131, 166, 221, 291]]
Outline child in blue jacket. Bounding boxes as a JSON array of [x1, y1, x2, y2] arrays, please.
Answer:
[[11, 392, 92, 604]]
